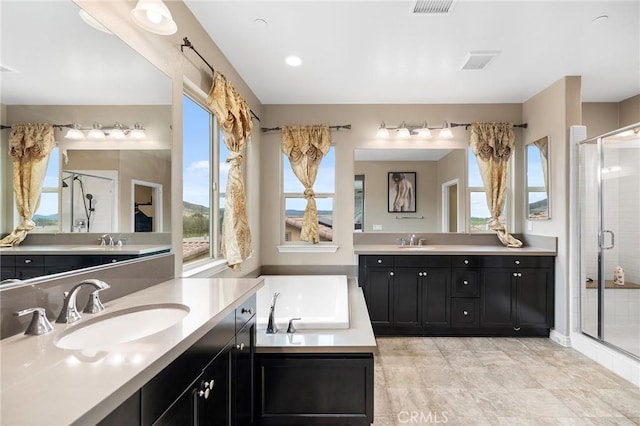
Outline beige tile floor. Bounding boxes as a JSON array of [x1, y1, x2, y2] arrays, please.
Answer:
[[373, 337, 640, 425]]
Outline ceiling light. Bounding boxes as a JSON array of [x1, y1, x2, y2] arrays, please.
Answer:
[[87, 122, 105, 140], [414, 122, 432, 138], [79, 9, 113, 35], [285, 56, 302, 67], [397, 122, 411, 138], [376, 122, 389, 139], [109, 122, 126, 140], [130, 123, 146, 140], [131, 0, 177, 35], [439, 122, 453, 138], [64, 123, 84, 140]]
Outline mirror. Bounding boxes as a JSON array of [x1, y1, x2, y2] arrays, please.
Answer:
[[354, 148, 467, 232], [526, 136, 550, 220], [354, 175, 364, 231], [1, 1, 173, 235]]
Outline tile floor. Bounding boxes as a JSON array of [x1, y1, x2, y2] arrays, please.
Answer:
[[373, 337, 640, 425]]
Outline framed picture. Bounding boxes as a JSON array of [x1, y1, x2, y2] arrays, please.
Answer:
[[388, 172, 416, 213]]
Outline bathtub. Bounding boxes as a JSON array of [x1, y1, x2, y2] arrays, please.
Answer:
[[256, 275, 350, 330]]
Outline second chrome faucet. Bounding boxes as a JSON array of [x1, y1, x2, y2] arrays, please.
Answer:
[[266, 292, 280, 334], [56, 279, 110, 324]]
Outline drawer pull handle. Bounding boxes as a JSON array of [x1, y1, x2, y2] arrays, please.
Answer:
[[464, 259, 469, 265], [24, 259, 32, 264], [241, 308, 253, 315], [377, 259, 383, 264], [463, 280, 469, 285], [513, 272, 518, 277], [236, 343, 245, 351], [515, 260, 520, 265], [111, 259, 117, 263], [418, 272, 422, 277], [514, 327, 521, 331], [389, 272, 394, 276], [463, 310, 468, 316]]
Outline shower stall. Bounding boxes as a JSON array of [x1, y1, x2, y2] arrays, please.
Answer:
[[61, 171, 117, 233], [578, 122, 640, 359]]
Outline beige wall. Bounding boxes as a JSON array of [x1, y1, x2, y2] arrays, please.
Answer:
[[620, 94, 640, 127], [437, 149, 467, 232], [74, 0, 263, 275], [522, 76, 582, 337], [583, 94, 640, 138], [261, 103, 522, 266]]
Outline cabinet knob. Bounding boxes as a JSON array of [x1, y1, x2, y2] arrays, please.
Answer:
[[418, 272, 423, 277], [236, 343, 245, 351], [199, 388, 210, 399], [111, 259, 117, 263], [389, 272, 394, 276], [24, 259, 32, 264], [463, 310, 468, 316], [377, 259, 383, 264], [464, 259, 469, 265], [519, 273, 523, 277], [514, 327, 521, 331], [241, 307, 253, 315], [463, 280, 469, 285], [513, 272, 518, 277], [515, 260, 520, 265]]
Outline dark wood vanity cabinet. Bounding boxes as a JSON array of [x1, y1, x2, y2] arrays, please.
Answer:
[[100, 295, 256, 426], [359, 254, 554, 337]]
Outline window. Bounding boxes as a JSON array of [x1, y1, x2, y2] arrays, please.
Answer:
[[31, 146, 60, 232], [282, 147, 335, 243], [468, 148, 507, 232], [182, 93, 226, 266]]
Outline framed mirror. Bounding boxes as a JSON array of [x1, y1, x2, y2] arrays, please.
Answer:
[[526, 136, 550, 220]]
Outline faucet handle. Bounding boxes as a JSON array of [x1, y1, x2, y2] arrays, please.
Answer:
[[15, 307, 53, 335], [287, 318, 302, 334], [81, 279, 110, 313]]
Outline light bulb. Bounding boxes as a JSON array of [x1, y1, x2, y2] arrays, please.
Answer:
[[439, 127, 453, 139], [146, 9, 163, 24], [130, 123, 146, 140], [87, 122, 105, 140], [376, 122, 389, 139], [397, 122, 411, 138], [109, 122, 126, 140], [65, 123, 84, 140]]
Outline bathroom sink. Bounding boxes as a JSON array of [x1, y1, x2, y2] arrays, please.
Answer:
[[397, 246, 436, 251], [54, 304, 189, 350]]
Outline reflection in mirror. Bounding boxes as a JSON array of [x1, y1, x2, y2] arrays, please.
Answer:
[[526, 136, 550, 220], [354, 148, 466, 233], [354, 175, 364, 231]]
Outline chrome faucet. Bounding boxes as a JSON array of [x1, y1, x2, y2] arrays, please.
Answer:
[[266, 292, 280, 334], [56, 279, 110, 324], [100, 234, 114, 247], [409, 234, 416, 246]]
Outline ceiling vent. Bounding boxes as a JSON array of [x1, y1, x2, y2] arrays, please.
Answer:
[[460, 51, 500, 71], [412, 0, 456, 15]]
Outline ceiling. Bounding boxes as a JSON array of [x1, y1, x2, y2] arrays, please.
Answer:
[[185, 0, 640, 105]]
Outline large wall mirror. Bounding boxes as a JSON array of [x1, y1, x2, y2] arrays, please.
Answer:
[[354, 148, 467, 233], [1, 1, 173, 235], [526, 136, 550, 220]]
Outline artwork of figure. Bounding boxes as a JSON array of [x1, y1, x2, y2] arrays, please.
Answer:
[[388, 172, 416, 212]]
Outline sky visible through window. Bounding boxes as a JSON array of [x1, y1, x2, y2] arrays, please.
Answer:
[[283, 147, 335, 211]]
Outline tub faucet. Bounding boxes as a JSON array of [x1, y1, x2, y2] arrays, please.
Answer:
[[56, 279, 110, 324], [266, 292, 280, 334]]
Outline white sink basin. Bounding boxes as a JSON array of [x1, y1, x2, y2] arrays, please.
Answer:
[[55, 304, 190, 350], [398, 246, 436, 251]]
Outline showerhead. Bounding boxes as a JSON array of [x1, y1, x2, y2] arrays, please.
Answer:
[[86, 194, 93, 200]]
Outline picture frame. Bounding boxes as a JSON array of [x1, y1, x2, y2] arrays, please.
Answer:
[[388, 172, 416, 213]]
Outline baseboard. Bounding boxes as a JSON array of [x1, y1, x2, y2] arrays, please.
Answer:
[[549, 329, 571, 347]]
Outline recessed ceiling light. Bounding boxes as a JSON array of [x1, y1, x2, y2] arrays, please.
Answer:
[[285, 55, 302, 67], [592, 15, 609, 24], [254, 18, 268, 29]]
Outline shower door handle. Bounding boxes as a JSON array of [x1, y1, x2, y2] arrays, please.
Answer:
[[601, 230, 615, 250]]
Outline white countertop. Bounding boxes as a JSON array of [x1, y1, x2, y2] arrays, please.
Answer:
[[0, 277, 263, 426], [354, 244, 556, 256], [256, 279, 377, 353], [0, 244, 171, 255]]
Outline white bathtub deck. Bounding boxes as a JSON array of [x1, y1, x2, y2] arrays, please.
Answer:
[[256, 278, 377, 353]]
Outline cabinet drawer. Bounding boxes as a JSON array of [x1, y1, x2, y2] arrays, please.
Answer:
[[101, 254, 138, 264], [363, 255, 394, 267], [480, 256, 554, 269], [451, 298, 479, 328], [451, 256, 480, 268], [395, 255, 450, 268], [1, 255, 16, 267], [15, 255, 45, 267], [44, 255, 103, 268], [236, 294, 256, 332], [451, 269, 479, 298]]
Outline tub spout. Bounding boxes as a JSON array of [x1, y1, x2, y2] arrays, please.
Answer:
[[266, 292, 280, 334]]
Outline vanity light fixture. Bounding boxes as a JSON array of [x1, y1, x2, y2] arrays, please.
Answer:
[[131, 0, 177, 35], [87, 122, 106, 140], [63, 122, 147, 141], [375, 121, 454, 139]]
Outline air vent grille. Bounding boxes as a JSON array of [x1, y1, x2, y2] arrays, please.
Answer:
[[460, 51, 500, 71], [413, 0, 455, 15]]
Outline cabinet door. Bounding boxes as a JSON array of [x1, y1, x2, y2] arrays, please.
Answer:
[[422, 268, 450, 327], [197, 341, 232, 426], [480, 269, 514, 328], [393, 268, 422, 327], [365, 268, 394, 326], [231, 321, 254, 426], [153, 386, 198, 426], [515, 268, 551, 328]]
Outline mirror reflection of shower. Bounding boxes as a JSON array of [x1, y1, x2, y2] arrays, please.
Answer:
[[61, 171, 117, 233]]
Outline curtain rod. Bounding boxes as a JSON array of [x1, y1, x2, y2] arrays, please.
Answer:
[[180, 37, 261, 123], [450, 122, 528, 130], [261, 124, 352, 133], [1, 124, 74, 130]]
